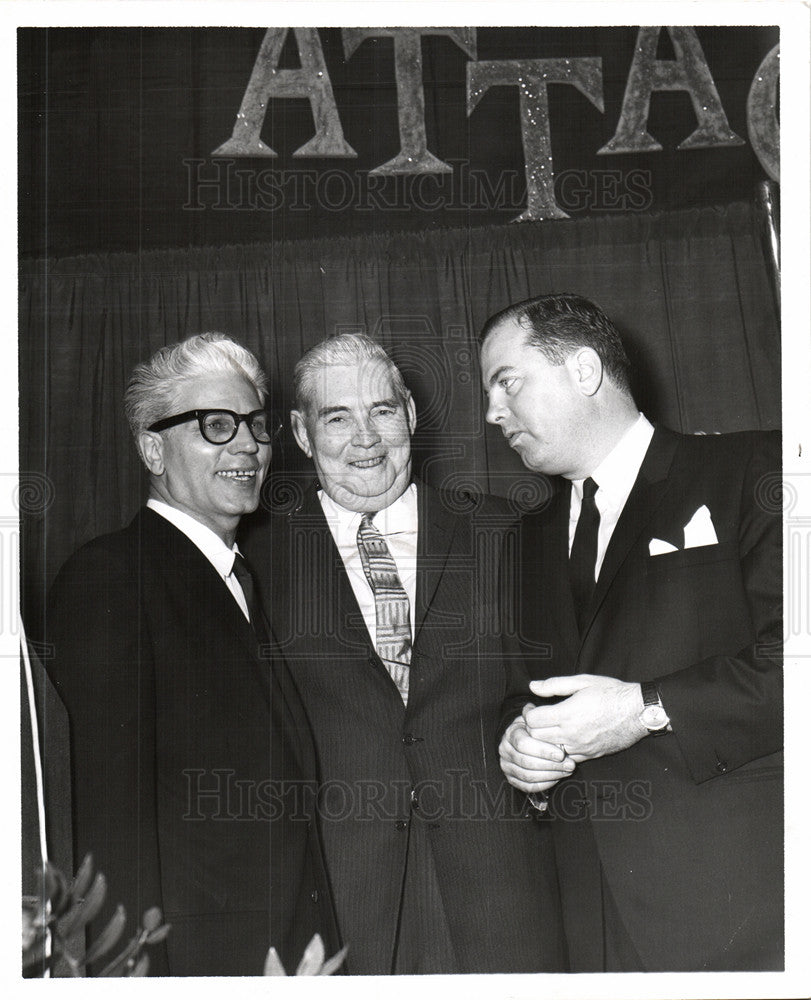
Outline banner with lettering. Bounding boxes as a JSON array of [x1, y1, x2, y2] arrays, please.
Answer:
[[19, 25, 778, 257]]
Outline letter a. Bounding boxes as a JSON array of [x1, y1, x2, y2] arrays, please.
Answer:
[[213, 28, 356, 158], [599, 27, 744, 153]]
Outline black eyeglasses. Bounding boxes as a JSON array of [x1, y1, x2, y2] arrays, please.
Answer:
[[147, 409, 282, 446]]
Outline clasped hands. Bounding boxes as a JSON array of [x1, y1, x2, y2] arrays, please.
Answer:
[[498, 674, 647, 794]]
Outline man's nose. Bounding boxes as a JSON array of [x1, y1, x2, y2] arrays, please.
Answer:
[[230, 418, 260, 452], [353, 420, 382, 446], [485, 393, 505, 425]]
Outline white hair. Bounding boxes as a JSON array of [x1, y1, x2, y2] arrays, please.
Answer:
[[124, 333, 267, 439], [293, 333, 408, 412]]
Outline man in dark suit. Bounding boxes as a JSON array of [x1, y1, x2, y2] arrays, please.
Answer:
[[480, 293, 782, 972], [242, 333, 566, 975], [46, 333, 338, 976]]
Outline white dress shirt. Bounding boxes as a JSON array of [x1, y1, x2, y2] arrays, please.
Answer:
[[319, 483, 418, 646], [568, 413, 654, 582], [146, 498, 251, 620]]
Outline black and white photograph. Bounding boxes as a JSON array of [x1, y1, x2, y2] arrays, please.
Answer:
[[13, 3, 810, 997]]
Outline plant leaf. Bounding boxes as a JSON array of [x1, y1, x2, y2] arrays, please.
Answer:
[[44, 862, 69, 916], [84, 905, 126, 964], [97, 933, 141, 978], [295, 933, 325, 975], [57, 872, 107, 939], [144, 923, 171, 945], [70, 854, 95, 901], [319, 944, 349, 976], [128, 954, 150, 977], [263, 947, 287, 976]]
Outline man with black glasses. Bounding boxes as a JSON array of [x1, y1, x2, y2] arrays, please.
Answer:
[[46, 334, 339, 975]]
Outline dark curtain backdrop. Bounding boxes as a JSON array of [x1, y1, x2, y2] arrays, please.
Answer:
[[20, 202, 780, 633]]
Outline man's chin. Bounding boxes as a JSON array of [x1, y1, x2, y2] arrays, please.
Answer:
[[512, 444, 547, 474], [219, 489, 264, 517]]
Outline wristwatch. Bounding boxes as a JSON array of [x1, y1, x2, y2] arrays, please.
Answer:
[[639, 681, 670, 736]]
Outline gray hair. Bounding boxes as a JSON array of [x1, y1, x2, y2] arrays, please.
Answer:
[[124, 333, 267, 439], [293, 333, 409, 412]]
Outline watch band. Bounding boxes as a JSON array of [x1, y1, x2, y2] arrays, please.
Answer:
[[641, 680, 661, 708], [640, 680, 670, 735]]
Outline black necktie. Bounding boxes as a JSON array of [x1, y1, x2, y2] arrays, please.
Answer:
[[231, 552, 268, 645], [569, 477, 600, 632]]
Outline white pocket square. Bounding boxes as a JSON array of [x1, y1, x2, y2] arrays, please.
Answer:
[[649, 506, 718, 555], [649, 537, 678, 556], [683, 504, 718, 548]]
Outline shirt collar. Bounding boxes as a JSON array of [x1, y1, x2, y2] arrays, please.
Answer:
[[572, 413, 654, 502], [318, 482, 418, 544], [146, 498, 238, 578]]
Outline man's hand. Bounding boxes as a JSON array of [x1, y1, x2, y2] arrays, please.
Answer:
[[499, 709, 577, 794], [525, 675, 648, 762]]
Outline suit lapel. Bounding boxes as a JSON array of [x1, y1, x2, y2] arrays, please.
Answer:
[[580, 427, 680, 639], [141, 509, 324, 785], [141, 508, 269, 698], [414, 482, 459, 646], [290, 487, 393, 684]]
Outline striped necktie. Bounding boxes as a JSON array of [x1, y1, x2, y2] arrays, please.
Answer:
[[357, 513, 411, 704]]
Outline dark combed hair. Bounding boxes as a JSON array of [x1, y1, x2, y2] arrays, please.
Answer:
[[482, 293, 633, 396]]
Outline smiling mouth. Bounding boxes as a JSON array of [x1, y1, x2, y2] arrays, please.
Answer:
[[350, 456, 386, 469], [216, 469, 258, 482]]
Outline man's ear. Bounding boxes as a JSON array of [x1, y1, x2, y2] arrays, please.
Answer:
[[566, 347, 603, 397], [405, 392, 417, 435], [138, 431, 165, 475], [290, 409, 312, 458]]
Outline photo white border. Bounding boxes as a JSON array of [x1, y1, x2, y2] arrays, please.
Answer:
[[5, 3, 808, 998]]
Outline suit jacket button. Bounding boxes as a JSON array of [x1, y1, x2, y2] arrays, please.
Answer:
[[395, 820, 407, 831], [715, 760, 728, 773], [310, 889, 319, 903]]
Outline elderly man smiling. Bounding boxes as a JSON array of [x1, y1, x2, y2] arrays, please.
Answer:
[[243, 333, 566, 976], [46, 333, 338, 975]]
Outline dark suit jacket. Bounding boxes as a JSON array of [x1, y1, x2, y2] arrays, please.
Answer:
[[242, 481, 566, 974], [45, 508, 339, 976], [505, 428, 783, 971]]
